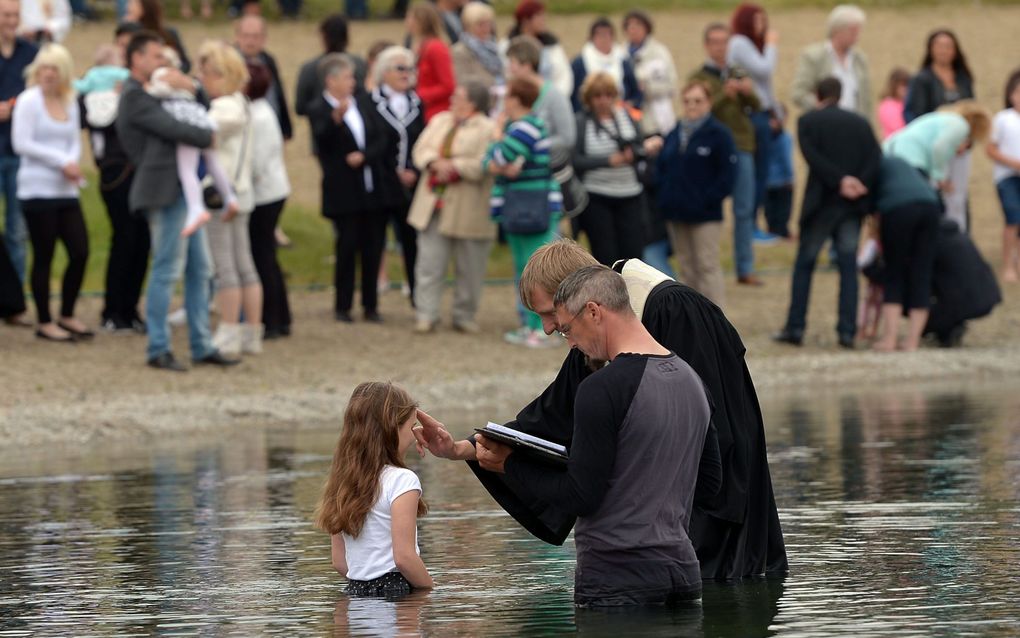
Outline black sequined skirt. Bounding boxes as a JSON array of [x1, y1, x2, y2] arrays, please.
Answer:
[[345, 571, 412, 597]]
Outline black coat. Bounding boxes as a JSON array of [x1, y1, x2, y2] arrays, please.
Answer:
[[470, 272, 789, 580], [797, 104, 882, 228], [308, 92, 395, 218], [368, 86, 426, 208]]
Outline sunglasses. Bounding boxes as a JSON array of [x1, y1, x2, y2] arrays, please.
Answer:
[[392, 64, 413, 73]]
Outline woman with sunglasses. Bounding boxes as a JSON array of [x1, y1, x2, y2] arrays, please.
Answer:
[[370, 46, 426, 306]]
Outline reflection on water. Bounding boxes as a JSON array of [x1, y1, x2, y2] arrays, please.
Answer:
[[0, 384, 1018, 636]]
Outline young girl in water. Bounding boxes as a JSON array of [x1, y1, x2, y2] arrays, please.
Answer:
[[315, 382, 433, 596]]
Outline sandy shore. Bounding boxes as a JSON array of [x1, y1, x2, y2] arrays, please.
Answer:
[[2, 269, 1016, 450]]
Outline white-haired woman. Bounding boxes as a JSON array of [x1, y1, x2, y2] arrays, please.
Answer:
[[370, 45, 426, 304], [196, 40, 263, 357], [791, 4, 871, 115], [451, 1, 504, 112], [12, 43, 90, 342]]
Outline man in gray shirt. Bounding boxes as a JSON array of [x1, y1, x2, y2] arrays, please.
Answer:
[[476, 265, 721, 606]]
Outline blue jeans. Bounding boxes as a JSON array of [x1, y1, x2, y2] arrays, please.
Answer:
[[642, 238, 675, 278], [145, 195, 215, 361], [0, 156, 26, 283], [784, 212, 861, 338], [732, 151, 756, 278]]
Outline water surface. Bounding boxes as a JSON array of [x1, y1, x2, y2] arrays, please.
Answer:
[[0, 383, 1017, 636]]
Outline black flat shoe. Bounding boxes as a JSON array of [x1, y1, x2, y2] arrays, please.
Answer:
[[772, 329, 803, 346], [58, 320, 95, 340], [335, 311, 353, 323], [147, 352, 187, 371], [193, 350, 240, 367], [36, 329, 74, 343], [838, 334, 855, 350], [364, 310, 383, 323]]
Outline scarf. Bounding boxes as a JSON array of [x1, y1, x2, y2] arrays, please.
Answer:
[[581, 41, 626, 91], [461, 34, 504, 82]]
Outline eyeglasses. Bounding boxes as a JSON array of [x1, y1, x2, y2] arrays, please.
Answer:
[[683, 97, 707, 104], [392, 64, 413, 73], [557, 303, 591, 338]]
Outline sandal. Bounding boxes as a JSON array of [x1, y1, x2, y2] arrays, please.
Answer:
[[36, 328, 74, 342], [57, 320, 95, 339]]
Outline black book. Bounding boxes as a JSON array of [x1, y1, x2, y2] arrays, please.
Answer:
[[474, 422, 568, 467]]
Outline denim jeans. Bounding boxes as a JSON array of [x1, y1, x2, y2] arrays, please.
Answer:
[[641, 237, 675, 278], [784, 211, 861, 338], [732, 151, 756, 278], [145, 195, 215, 361], [0, 156, 26, 283]]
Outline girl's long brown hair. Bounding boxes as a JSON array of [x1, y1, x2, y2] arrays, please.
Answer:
[[315, 382, 427, 537]]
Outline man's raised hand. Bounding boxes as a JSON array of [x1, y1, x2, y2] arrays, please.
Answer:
[[414, 409, 456, 459]]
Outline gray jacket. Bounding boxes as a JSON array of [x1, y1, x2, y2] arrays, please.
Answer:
[[116, 77, 213, 213]]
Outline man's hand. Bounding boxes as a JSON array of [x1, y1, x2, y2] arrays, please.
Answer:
[[839, 175, 867, 200], [331, 99, 349, 125], [398, 168, 417, 188], [475, 434, 512, 474], [413, 409, 457, 459], [346, 151, 365, 168], [163, 68, 196, 94], [0, 100, 12, 122]]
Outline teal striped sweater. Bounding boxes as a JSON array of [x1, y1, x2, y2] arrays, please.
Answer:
[[484, 113, 562, 221]]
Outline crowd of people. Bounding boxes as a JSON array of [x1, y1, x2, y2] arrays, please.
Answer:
[[0, 0, 1015, 367]]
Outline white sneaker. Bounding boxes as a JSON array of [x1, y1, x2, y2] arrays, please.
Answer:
[[168, 307, 186, 327], [523, 329, 560, 349], [241, 324, 264, 355], [212, 323, 243, 357], [503, 326, 531, 345]]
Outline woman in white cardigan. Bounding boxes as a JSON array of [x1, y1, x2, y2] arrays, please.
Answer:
[[245, 61, 292, 340], [197, 41, 262, 357], [12, 44, 91, 342]]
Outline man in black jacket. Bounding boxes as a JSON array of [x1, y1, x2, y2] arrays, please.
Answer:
[[235, 15, 292, 140], [774, 77, 881, 349]]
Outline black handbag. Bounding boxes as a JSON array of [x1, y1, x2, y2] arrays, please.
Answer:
[[501, 188, 552, 235], [552, 161, 588, 219]]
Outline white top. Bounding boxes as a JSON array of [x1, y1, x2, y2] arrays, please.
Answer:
[[726, 35, 777, 110], [18, 0, 71, 43], [323, 90, 373, 192], [207, 92, 255, 213], [826, 42, 860, 114], [343, 466, 422, 581], [249, 98, 291, 205], [12, 86, 80, 200], [991, 108, 1020, 183]]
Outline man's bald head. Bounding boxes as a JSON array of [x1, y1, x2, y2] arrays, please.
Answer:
[[235, 14, 266, 57]]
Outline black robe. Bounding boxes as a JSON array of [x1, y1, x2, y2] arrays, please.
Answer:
[[469, 260, 788, 580]]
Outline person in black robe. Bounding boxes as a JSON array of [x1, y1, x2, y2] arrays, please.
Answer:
[[415, 240, 787, 580]]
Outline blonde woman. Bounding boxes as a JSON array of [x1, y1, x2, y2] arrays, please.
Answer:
[[451, 2, 504, 109], [196, 40, 263, 357], [11, 43, 90, 342]]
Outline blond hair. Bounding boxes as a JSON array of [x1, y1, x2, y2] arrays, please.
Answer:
[[941, 99, 991, 142], [461, 1, 494, 31], [25, 43, 75, 103], [197, 40, 250, 95], [518, 238, 599, 310], [580, 71, 619, 110]]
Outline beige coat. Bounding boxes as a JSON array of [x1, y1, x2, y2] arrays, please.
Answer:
[[408, 110, 497, 241], [791, 41, 873, 122]]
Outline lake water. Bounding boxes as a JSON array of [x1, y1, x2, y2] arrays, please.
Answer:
[[0, 383, 1018, 637]]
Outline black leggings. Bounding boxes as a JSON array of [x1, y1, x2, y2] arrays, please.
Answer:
[[22, 199, 89, 324], [249, 199, 291, 332], [880, 202, 940, 310]]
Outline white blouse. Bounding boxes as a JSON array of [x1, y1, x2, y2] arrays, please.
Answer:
[[249, 98, 291, 205], [11, 86, 80, 200]]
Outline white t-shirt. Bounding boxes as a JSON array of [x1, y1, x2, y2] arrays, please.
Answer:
[[991, 109, 1020, 183], [343, 466, 422, 581]]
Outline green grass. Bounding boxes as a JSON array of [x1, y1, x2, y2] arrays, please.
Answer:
[[31, 170, 518, 297]]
